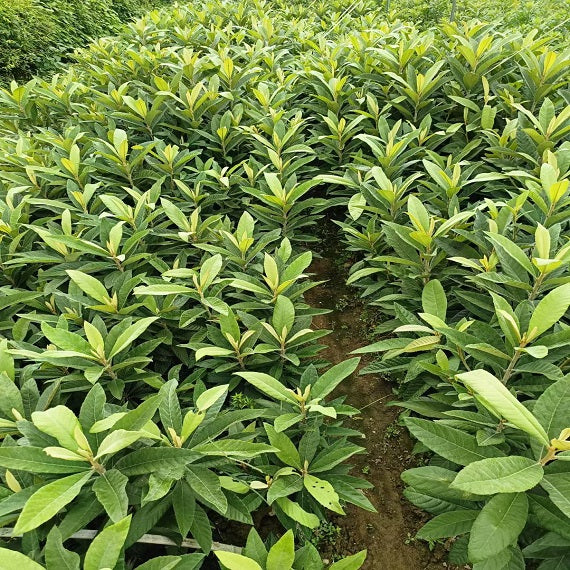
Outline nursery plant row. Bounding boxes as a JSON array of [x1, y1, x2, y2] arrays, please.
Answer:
[[0, 0, 569, 568]]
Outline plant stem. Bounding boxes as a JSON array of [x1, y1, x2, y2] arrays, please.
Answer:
[[502, 350, 522, 384]]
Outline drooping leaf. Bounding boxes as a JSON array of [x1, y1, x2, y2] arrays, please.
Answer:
[[468, 493, 528, 563]]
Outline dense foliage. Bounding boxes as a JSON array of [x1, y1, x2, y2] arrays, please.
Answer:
[[390, 0, 570, 43], [0, 0, 167, 84], [0, 0, 382, 568], [1, 0, 570, 567], [325, 4, 570, 570]]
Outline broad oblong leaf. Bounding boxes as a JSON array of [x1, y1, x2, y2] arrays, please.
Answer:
[[0, 447, 88, 473], [416, 510, 479, 540], [404, 417, 504, 465], [458, 370, 549, 446], [14, 471, 93, 534], [468, 493, 528, 563], [451, 456, 543, 494]]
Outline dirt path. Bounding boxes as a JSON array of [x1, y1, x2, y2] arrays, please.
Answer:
[[306, 254, 453, 570]]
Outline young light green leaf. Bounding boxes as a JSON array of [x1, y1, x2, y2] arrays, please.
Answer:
[[66, 270, 111, 304], [272, 295, 295, 336], [527, 283, 570, 341], [422, 280, 447, 321], [275, 497, 319, 529], [266, 530, 294, 570], [109, 317, 158, 358], [457, 370, 549, 445], [84, 515, 131, 570], [214, 552, 262, 570], [195, 384, 228, 412], [328, 550, 367, 570], [0, 549, 45, 570], [304, 474, 344, 514], [95, 429, 144, 458], [31, 406, 84, 452], [14, 471, 93, 534]]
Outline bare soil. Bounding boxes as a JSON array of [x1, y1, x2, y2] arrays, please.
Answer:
[[305, 254, 462, 570]]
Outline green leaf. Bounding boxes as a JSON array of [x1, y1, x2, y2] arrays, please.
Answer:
[[84, 515, 131, 570], [195, 346, 233, 361], [275, 497, 319, 529], [422, 280, 447, 320], [189, 504, 212, 553], [115, 448, 198, 475], [272, 295, 295, 335], [328, 550, 367, 570], [458, 370, 550, 445], [185, 466, 227, 513], [485, 233, 535, 279], [66, 270, 110, 304], [404, 417, 504, 465], [199, 254, 223, 290], [304, 474, 344, 514], [234, 372, 296, 403], [266, 474, 303, 504], [540, 473, 570, 517], [92, 469, 129, 522], [95, 429, 144, 458], [408, 195, 430, 231], [451, 457, 543, 494], [265, 423, 301, 469], [214, 552, 262, 570], [134, 554, 205, 570], [45, 527, 80, 570], [113, 394, 162, 431], [31, 406, 83, 452], [134, 556, 181, 570], [192, 439, 277, 459], [173, 481, 195, 538], [134, 284, 196, 295], [311, 358, 360, 399], [109, 317, 158, 358], [195, 384, 228, 412], [0, 446, 87, 473], [527, 283, 570, 341], [14, 471, 93, 534], [532, 376, 570, 458], [0, 373, 23, 418], [266, 530, 294, 570], [274, 413, 303, 433], [0, 549, 45, 570], [416, 510, 479, 540], [468, 493, 528, 563], [159, 379, 182, 433]]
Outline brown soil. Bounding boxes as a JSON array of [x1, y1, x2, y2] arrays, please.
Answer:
[[306, 255, 463, 570]]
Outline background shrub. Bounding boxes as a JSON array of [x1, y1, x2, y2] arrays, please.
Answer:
[[0, 0, 167, 84], [0, 0, 56, 80]]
